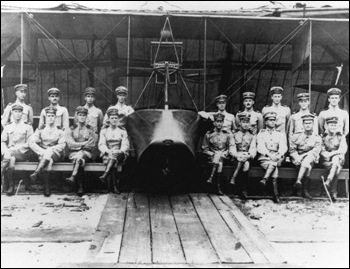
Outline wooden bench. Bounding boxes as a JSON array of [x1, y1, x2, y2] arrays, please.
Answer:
[[222, 166, 349, 198], [13, 162, 118, 172]]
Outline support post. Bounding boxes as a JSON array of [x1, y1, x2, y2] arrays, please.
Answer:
[[308, 21, 312, 104], [204, 18, 207, 110], [21, 13, 24, 84], [127, 15, 131, 93]]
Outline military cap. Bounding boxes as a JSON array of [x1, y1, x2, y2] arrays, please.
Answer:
[[326, 116, 338, 124], [106, 107, 119, 117], [45, 106, 58, 115], [213, 113, 225, 121], [242, 92, 256, 100], [14, 84, 28, 92], [47, 88, 60, 96], [301, 113, 315, 122], [214, 95, 227, 103], [270, 86, 283, 95], [238, 112, 251, 121], [115, 86, 128, 95], [11, 104, 24, 111], [297, 92, 310, 100], [263, 111, 277, 120], [76, 106, 88, 115], [327, 88, 341, 96], [84, 87, 96, 96]]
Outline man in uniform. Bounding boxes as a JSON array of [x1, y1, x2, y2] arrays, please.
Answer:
[[1, 84, 33, 128], [257, 112, 288, 203], [289, 114, 322, 199], [99, 108, 130, 194], [320, 116, 348, 202], [66, 106, 97, 196], [1, 104, 34, 195], [202, 113, 234, 195], [103, 86, 134, 128], [235, 92, 263, 135], [198, 94, 237, 133], [318, 88, 349, 136], [38, 88, 69, 131], [74, 87, 103, 134], [29, 106, 66, 196], [230, 112, 257, 199], [262, 86, 291, 133], [287, 93, 318, 140]]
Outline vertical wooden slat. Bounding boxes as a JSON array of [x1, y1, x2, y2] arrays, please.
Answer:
[[85, 193, 129, 263], [190, 193, 252, 264], [170, 194, 219, 264], [119, 193, 152, 264], [150, 195, 186, 264]]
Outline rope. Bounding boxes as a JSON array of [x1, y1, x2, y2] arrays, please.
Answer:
[[209, 19, 256, 70], [203, 20, 309, 110], [1, 14, 18, 31], [315, 23, 349, 53], [182, 20, 309, 129], [24, 12, 115, 101]]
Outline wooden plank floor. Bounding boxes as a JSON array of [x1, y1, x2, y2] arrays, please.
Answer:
[[85, 192, 287, 266]]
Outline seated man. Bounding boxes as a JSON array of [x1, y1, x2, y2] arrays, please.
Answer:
[[1, 104, 34, 195], [29, 106, 66, 197], [289, 114, 322, 199], [230, 113, 257, 199], [257, 112, 288, 203], [66, 106, 97, 196], [99, 108, 129, 194], [202, 113, 234, 196], [320, 116, 348, 202]]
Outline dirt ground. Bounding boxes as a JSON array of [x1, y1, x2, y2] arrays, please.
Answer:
[[233, 197, 349, 268], [1, 194, 349, 268]]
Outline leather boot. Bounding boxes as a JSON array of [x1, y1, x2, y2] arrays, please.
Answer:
[[30, 159, 49, 182], [325, 164, 337, 189], [43, 172, 51, 197], [6, 169, 15, 196], [108, 171, 121, 194], [207, 164, 218, 184], [77, 171, 84, 197], [272, 178, 280, 204], [24, 177, 35, 192], [302, 177, 313, 200], [329, 175, 338, 202], [295, 166, 307, 189], [260, 165, 275, 188], [1, 159, 10, 178], [230, 162, 243, 185], [240, 171, 248, 199], [2, 173, 9, 193], [216, 173, 224, 196], [66, 159, 82, 186], [99, 159, 117, 184]]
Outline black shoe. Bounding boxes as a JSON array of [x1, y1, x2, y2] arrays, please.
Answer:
[[330, 193, 337, 203], [65, 177, 75, 186], [273, 195, 280, 204], [241, 191, 248, 200], [294, 180, 302, 189], [6, 186, 14, 196], [259, 178, 267, 188], [77, 186, 84, 197]]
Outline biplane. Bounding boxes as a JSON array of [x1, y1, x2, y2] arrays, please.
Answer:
[[1, 3, 349, 173]]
